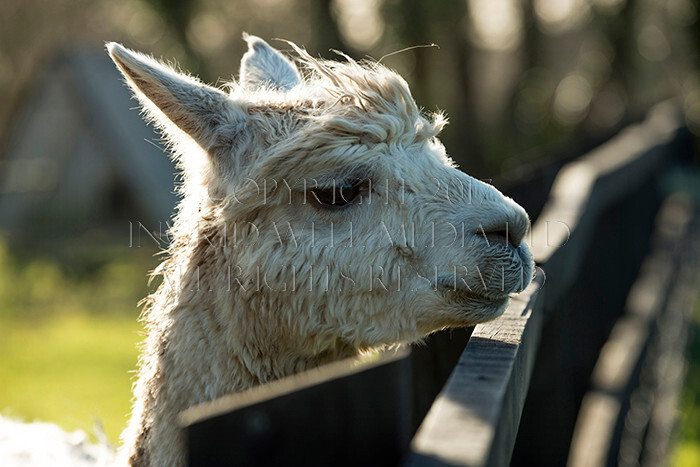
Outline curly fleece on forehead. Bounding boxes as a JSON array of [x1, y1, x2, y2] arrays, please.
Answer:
[[242, 42, 448, 147]]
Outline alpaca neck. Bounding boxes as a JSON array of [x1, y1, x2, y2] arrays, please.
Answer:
[[121, 245, 357, 466]]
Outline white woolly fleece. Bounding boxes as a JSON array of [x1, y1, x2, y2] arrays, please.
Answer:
[[106, 35, 535, 466]]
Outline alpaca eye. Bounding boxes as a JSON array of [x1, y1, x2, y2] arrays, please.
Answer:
[[311, 179, 364, 208]]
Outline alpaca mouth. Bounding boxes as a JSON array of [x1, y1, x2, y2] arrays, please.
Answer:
[[435, 276, 512, 305], [439, 287, 511, 307]]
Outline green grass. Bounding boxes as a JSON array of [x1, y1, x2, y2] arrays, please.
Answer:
[[0, 237, 159, 443]]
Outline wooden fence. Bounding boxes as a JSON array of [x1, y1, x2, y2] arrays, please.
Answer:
[[180, 100, 700, 467]]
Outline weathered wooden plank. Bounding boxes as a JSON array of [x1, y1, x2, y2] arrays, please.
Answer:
[[408, 327, 474, 433], [405, 272, 544, 467], [511, 101, 690, 465], [566, 194, 695, 467], [640, 218, 700, 465], [181, 348, 412, 467]]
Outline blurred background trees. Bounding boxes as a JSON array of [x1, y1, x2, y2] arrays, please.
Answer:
[[1, 0, 698, 177]]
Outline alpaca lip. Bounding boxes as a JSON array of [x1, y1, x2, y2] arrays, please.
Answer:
[[441, 286, 509, 303], [435, 277, 511, 303], [440, 285, 511, 314]]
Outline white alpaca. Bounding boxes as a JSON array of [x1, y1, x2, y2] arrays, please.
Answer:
[[106, 35, 534, 466]]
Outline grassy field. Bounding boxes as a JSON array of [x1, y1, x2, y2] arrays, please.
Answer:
[[0, 238, 158, 443]]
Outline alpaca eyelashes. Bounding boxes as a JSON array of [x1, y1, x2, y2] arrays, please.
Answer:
[[310, 179, 368, 208]]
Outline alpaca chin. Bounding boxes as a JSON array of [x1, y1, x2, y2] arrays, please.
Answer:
[[444, 292, 512, 325]]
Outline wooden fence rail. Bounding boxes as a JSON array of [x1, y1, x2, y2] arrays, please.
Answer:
[[182, 100, 698, 467], [567, 193, 700, 467]]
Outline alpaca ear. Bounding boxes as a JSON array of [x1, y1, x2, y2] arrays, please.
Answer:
[[240, 34, 301, 91], [107, 42, 241, 152]]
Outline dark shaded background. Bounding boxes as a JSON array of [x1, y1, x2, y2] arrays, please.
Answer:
[[1, 0, 699, 178]]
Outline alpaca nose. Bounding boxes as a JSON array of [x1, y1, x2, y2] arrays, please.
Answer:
[[478, 202, 530, 248]]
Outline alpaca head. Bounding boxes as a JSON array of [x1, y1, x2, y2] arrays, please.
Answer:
[[108, 36, 534, 357]]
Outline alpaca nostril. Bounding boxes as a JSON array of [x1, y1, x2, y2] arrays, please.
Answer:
[[481, 227, 510, 246], [478, 207, 529, 248], [479, 225, 515, 248]]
